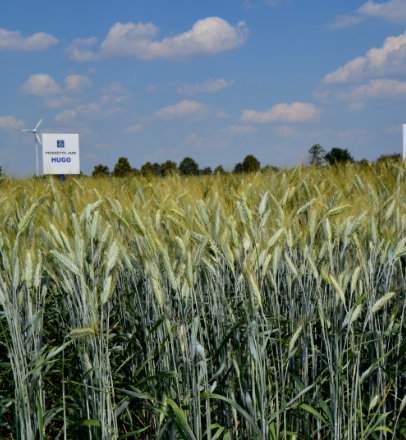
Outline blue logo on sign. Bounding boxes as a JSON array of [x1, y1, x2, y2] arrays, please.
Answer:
[[57, 140, 65, 148]]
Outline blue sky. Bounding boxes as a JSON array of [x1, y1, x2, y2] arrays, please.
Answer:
[[1, 0, 406, 175]]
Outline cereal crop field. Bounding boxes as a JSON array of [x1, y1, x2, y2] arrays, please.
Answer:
[[0, 164, 405, 439]]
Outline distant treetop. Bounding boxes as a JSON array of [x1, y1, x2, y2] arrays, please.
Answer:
[[92, 164, 110, 177], [113, 157, 133, 177], [179, 157, 199, 176], [325, 148, 354, 165], [308, 144, 326, 166]]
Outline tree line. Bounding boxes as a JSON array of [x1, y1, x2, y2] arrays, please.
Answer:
[[308, 144, 401, 166], [92, 154, 269, 177], [92, 146, 402, 178]]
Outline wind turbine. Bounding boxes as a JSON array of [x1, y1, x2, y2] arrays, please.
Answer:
[[403, 124, 406, 160], [22, 119, 42, 177]]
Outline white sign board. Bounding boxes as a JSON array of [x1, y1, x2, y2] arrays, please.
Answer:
[[41, 133, 80, 175]]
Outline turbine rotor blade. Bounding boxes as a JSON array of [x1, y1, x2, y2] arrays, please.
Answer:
[[35, 133, 42, 145], [34, 119, 43, 131]]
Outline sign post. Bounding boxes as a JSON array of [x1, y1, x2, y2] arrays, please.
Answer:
[[41, 133, 80, 177]]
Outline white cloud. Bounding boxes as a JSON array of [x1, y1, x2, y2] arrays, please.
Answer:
[[334, 78, 406, 110], [21, 74, 61, 96], [55, 110, 77, 123], [21, 73, 92, 106], [330, 15, 365, 30], [70, 17, 248, 61], [348, 101, 365, 112], [331, 0, 406, 29], [43, 81, 130, 123], [0, 115, 24, 130], [244, 0, 282, 8], [156, 100, 206, 119], [0, 27, 58, 51], [241, 102, 320, 124], [68, 37, 99, 61], [100, 81, 129, 105], [274, 126, 296, 137], [65, 74, 92, 91], [177, 78, 234, 96], [227, 124, 257, 134], [324, 32, 406, 83], [126, 123, 144, 133], [46, 96, 72, 108], [359, 0, 406, 22], [184, 133, 205, 148], [216, 111, 230, 119], [147, 83, 158, 93], [345, 78, 406, 99], [76, 102, 102, 114]]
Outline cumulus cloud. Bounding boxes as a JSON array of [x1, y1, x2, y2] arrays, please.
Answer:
[[65, 74, 92, 91], [244, 0, 281, 8], [22, 73, 91, 101], [344, 78, 406, 100], [69, 17, 248, 61], [100, 81, 129, 106], [241, 102, 320, 124], [0, 115, 24, 130], [0, 27, 58, 51], [331, 0, 406, 29], [336, 78, 406, 111], [324, 32, 406, 83], [45, 96, 72, 109], [21, 74, 61, 96], [359, 0, 406, 21], [55, 110, 77, 123], [177, 78, 234, 96], [72, 82, 130, 116], [227, 125, 257, 134], [330, 15, 365, 30], [126, 123, 144, 133], [76, 102, 102, 114], [156, 100, 206, 119], [348, 102, 366, 112], [274, 126, 296, 137], [68, 37, 99, 61]]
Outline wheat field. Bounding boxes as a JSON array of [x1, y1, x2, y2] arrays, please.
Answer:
[[0, 163, 405, 439]]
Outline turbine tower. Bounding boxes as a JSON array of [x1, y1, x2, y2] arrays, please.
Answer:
[[403, 124, 406, 160], [22, 119, 42, 177]]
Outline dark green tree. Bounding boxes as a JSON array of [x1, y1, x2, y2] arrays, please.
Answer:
[[160, 160, 177, 176], [152, 163, 162, 176], [358, 159, 370, 167], [262, 165, 279, 173], [200, 167, 212, 175], [92, 164, 110, 177], [113, 157, 133, 177], [243, 154, 261, 173], [309, 144, 326, 166], [325, 148, 354, 165], [233, 162, 244, 173], [376, 153, 401, 164], [140, 162, 153, 175], [214, 165, 226, 175], [179, 157, 199, 176], [141, 162, 161, 176], [236, 154, 261, 173]]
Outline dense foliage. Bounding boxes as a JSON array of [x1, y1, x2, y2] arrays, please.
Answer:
[[0, 163, 405, 439]]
